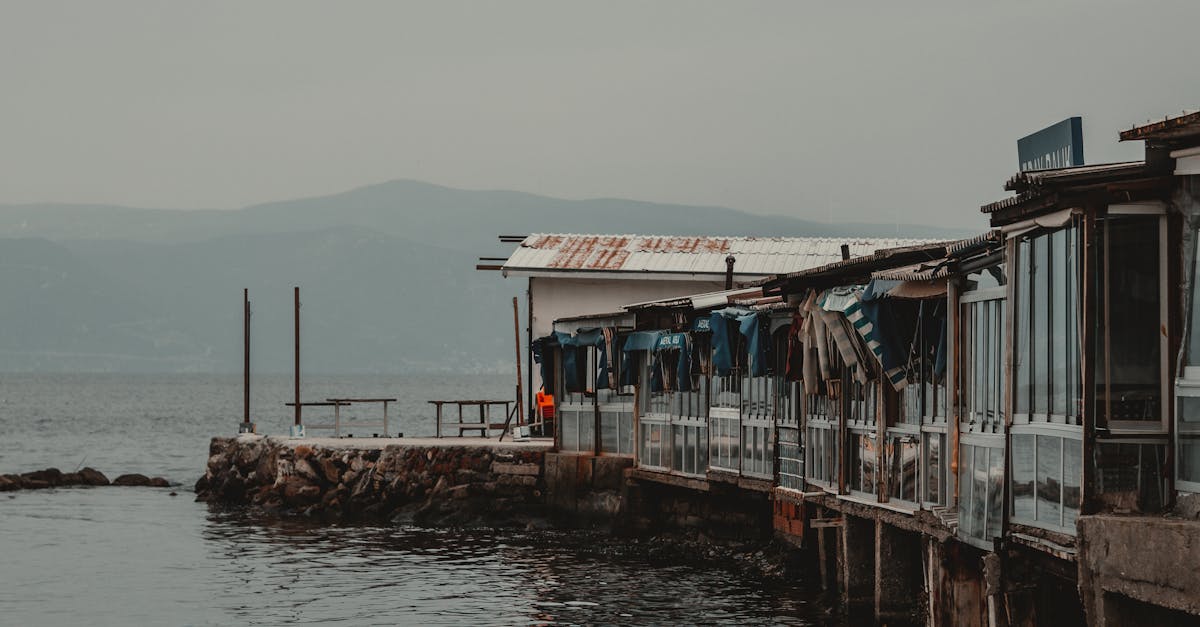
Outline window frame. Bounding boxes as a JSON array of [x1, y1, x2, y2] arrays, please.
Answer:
[[1102, 207, 1171, 434]]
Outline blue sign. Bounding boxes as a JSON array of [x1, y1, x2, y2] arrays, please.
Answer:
[[1018, 117, 1084, 172]]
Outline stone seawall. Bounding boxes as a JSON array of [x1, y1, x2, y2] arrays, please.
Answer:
[[196, 435, 550, 526]]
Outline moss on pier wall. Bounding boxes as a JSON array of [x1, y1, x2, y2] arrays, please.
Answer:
[[196, 436, 548, 526]]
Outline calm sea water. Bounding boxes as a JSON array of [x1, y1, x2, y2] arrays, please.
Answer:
[[0, 374, 822, 626]]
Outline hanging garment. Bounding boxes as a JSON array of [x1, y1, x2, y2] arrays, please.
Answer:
[[531, 334, 557, 392], [711, 307, 770, 377], [785, 312, 804, 383], [819, 309, 870, 384], [822, 286, 906, 390], [803, 291, 832, 380], [710, 311, 734, 376], [602, 328, 618, 389], [554, 331, 584, 393]]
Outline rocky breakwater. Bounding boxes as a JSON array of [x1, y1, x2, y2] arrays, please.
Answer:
[[0, 467, 172, 491], [195, 435, 550, 526]]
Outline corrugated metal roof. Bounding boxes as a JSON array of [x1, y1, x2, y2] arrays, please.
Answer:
[[623, 287, 761, 312], [1003, 161, 1147, 193], [982, 161, 1156, 214], [754, 240, 951, 286], [1120, 110, 1200, 144], [503, 233, 936, 279]]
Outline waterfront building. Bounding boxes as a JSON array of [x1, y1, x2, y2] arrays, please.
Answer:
[[487, 233, 929, 425], [520, 111, 1200, 625]]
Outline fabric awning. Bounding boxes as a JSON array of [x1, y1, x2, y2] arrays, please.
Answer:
[[887, 279, 949, 299], [622, 330, 665, 352]]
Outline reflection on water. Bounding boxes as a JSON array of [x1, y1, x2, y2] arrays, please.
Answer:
[[1, 488, 821, 626], [202, 506, 820, 625]]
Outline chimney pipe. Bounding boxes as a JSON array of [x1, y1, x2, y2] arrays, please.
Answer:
[[724, 255, 736, 290], [840, 244, 850, 260]]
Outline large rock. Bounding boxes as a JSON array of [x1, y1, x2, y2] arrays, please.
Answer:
[[21, 468, 63, 487], [281, 476, 320, 506], [78, 467, 109, 486], [318, 457, 341, 484], [113, 473, 153, 486]]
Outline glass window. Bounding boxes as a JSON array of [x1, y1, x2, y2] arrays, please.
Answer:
[[1036, 435, 1063, 526], [959, 444, 974, 538], [1063, 441, 1081, 528], [1013, 227, 1082, 424], [923, 432, 945, 505], [1180, 396, 1200, 485], [1032, 236, 1049, 416], [1096, 217, 1162, 426], [1016, 241, 1031, 416], [958, 442, 1004, 545], [971, 447, 988, 538], [890, 436, 918, 503], [987, 448, 1005, 540], [1012, 434, 1036, 520], [961, 295, 1005, 432], [1051, 229, 1069, 416]]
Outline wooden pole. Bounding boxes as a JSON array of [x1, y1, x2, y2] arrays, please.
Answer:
[[513, 296, 525, 428], [294, 286, 301, 427], [244, 289, 250, 425]]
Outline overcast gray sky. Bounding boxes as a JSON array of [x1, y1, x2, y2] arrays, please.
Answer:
[[2, 1, 1196, 228]]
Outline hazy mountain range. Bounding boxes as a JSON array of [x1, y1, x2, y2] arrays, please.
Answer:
[[0, 180, 974, 373]]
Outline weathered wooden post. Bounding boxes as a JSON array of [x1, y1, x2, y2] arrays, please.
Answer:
[[290, 286, 304, 437], [239, 288, 256, 434]]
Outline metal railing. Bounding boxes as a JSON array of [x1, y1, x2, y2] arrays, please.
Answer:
[[428, 400, 515, 438], [287, 398, 398, 437]]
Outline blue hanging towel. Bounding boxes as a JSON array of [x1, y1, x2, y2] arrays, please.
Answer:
[[737, 312, 769, 377], [554, 331, 583, 393], [709, 312, 733, 376], [654, 332, 693, 391]]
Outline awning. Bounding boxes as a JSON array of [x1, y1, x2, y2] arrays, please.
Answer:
[[887, 279, 948, 299], [622, 330, 665, 352]]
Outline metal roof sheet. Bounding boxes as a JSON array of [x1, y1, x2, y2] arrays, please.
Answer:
[[503, 233, 935, 279], [1120, 110, 1200, 144], [624, 287, 762, 312]]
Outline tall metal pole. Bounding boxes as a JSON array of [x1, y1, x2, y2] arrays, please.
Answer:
[[240, 288, 255, 433], [512, 296, 525, 428], [243, 289, 250, 425], [294, 286, 301, 428]]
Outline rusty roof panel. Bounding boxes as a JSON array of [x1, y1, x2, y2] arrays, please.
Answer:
[[503, 234, 935, 278], [1120, 110, 1200, 144]]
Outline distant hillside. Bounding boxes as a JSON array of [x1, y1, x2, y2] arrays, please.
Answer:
[[0, 181, 974, 373]]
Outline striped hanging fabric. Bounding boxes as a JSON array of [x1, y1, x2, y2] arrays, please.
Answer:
[[843, 298, 909, 391], [818, 288, 907, 389]]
